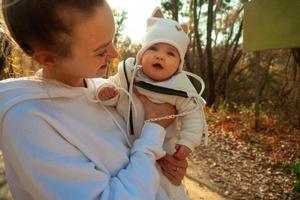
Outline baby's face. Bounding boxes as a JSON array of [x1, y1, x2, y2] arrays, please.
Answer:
[[141, 43, 180, 81]]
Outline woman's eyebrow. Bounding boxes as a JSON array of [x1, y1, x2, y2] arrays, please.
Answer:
[[93, 41, 111, 52]]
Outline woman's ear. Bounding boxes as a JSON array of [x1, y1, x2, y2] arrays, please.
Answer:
[[33, 50, 58, 68], [180, 23, 189, 34], [151, 7, 164, 18]]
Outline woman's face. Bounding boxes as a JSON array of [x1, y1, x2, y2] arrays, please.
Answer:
[[47, 3, 118, 86]]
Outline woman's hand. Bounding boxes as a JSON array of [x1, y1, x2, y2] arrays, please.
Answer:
[[157, 154, 188, 185], [134, 88, 176, 128]]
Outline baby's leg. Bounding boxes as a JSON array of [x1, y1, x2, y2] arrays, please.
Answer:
[[158, 137, 190, 200]]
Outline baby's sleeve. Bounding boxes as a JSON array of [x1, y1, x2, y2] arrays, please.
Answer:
[[94, 74, 121, 106], [176, 97, 207, 151]]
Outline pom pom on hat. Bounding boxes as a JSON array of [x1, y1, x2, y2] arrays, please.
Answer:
[[136, 7, 190, 71]]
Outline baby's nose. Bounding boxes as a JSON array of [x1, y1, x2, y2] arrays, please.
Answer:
[[155, 53, 164, 60]]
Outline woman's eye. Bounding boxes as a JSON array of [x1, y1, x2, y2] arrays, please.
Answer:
[[96, 51, 107, 57]]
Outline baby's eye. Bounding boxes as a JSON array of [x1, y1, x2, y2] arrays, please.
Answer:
[[167, 52, 175, 56], [149, 46, 157, 51]]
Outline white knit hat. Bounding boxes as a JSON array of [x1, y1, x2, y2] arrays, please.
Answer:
[[136, 7, 190, 72]]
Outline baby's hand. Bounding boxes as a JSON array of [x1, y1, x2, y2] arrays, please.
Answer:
[[98, 86, 119, 101], [173, 144, 192, 160]]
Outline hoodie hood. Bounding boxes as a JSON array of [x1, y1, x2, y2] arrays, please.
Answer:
[[0, 76, 94, 149]]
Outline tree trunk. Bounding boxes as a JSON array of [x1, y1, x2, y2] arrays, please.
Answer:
[[187, 0, 206, 92], [173, 0, 179, 21], [254, 52, 261, 131], [216, 21, 243, 99], [194, 0, 205, 74], [291, 48, 300, 128], [206, 0, 216, 106]]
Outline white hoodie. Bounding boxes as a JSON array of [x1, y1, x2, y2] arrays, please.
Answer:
[[0, 76, 169, 200]]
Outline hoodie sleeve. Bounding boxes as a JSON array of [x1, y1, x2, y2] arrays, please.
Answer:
[[1, 105, 167, 200]]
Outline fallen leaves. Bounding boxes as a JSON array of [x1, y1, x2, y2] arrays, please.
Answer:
[[188, 109, 300, 199]]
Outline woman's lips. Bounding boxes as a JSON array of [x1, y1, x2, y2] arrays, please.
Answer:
[[99, 64, 107, 69]]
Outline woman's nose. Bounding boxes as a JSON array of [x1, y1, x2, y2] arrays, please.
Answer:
[[107, 45, 119, 61]]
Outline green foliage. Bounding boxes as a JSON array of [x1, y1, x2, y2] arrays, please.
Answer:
[[161, 0, 183, 11], [213, 97, 252, 115], [160, 0, 183, 20], [213, 98, 231, 113], [112, 9, 128, 45], [290, 161, 300, 192]]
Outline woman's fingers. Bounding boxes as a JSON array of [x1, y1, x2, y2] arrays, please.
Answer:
[[133, 88, 149, 104], [157, 156, 176, 171], [160, 168, 183, 186], [158, 159, 186, 185], [159, 154, 188, 169], [133, 87, 176, 128], [157, 154, 188, 185]]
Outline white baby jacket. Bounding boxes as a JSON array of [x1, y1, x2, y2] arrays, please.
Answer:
[[96, 57, 208, 153]]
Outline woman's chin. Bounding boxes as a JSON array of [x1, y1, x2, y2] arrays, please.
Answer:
[[95, 65, 107, 77]]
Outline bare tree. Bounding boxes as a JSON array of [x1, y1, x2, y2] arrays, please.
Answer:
[[206, 0, 216, 106], [161, 0, 183, 21], [186, 0, 206, 92]]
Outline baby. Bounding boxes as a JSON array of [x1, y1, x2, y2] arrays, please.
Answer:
[[96, 7, 208, 200]]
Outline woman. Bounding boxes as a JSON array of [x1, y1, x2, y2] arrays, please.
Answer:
[[0, 0, 187, 199]]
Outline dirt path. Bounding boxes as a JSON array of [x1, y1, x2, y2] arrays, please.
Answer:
[[185, 128, 298, 200], [184, 159, 225, 200], [0, 154, 12, 200]]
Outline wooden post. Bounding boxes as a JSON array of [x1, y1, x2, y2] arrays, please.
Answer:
[[254, 51, 261, 131]]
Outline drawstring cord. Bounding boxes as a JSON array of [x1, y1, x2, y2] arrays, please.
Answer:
[[183, 70, 207, 105], [143, 102, 200, 123], [143, 98, 208, 146], [102, 105, 132, 148], [85, 79, 135, 147], [126, 64, 139, 134], [198, 100, 209, 146], [129, 68, 209, 145], [86, 68, 209, 146], [183, 71, 209, 145], [87, 81, 138, 119]]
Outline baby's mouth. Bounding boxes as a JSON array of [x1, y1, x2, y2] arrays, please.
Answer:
[[152, 63, 163, 69]]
